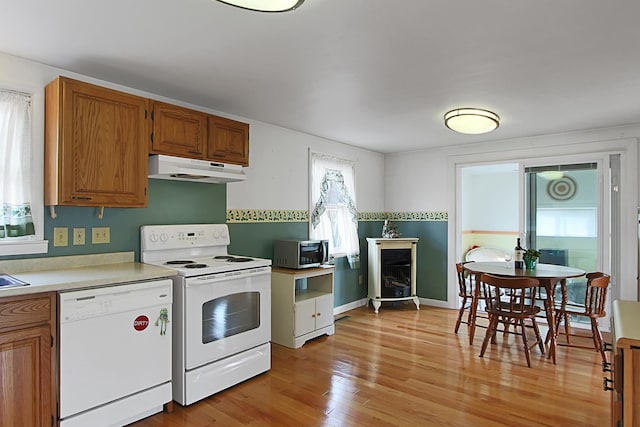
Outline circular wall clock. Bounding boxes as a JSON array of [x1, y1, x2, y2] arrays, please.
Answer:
[[547, 176, 577, 201]]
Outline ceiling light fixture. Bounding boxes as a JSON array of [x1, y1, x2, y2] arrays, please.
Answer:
[[444, 108, 500, 134], [538, 171, 565, 180], [215, 0, 305, 12]]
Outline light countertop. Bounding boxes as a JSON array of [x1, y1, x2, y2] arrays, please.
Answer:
[[0, 252, 176, 297], [612, 300, 640, 345]]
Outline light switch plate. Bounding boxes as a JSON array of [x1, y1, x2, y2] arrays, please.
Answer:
[[92, 227, 110, 244], [73, 228, 85, 245], [53, 227, 68, 247]]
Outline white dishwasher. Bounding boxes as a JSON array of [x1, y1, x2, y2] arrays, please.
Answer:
[[59, 279, 173, 427]]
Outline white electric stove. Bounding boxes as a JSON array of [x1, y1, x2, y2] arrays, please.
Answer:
[[141, 224, 272, 406]]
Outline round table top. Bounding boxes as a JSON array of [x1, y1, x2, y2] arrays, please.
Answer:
[[463, 261, 585, 279]]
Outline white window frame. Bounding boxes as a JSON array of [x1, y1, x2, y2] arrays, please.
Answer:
[[0, 83, 47, 256], [308, 150, 359, 263]]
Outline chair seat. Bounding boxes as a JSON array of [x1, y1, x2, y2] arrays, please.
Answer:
[[555, 302, 603, 317], [478, 274, 545, 368], [554, 272, 610, 364]]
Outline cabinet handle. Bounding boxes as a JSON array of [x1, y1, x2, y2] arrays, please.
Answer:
[[317, 313, 321, 316], [603, 342, 613, 352], [602, 361, 612, 372], [311, 314, 316, 318], [71, 196, 92, 200], [603, 377, 614, 391]]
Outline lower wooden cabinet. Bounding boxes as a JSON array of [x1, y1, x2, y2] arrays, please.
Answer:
[[0, 293, 56, 427], [271, 267, 335, 349], [610, 300, 640, 427]]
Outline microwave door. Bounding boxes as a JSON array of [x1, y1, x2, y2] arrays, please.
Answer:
[[300, 243, 322, 266]]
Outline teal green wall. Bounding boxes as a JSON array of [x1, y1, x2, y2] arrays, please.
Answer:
[[228, 222, 368, 308], [399, 221, 448, 300], [360, 220, 448, 301], [229, 219, 448, 308], [2, 180, 449, 306], [0, 179, 226, 261]]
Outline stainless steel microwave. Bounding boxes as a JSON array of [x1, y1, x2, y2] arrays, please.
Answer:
[[273, 239, 329, 269]]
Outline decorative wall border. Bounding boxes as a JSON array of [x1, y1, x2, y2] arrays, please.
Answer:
[[227, 209, 448, 223], [227, 209, 308, 223], [360, 211, 448, 222]]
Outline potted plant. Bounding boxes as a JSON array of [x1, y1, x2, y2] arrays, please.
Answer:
[[523, 248, 541, 269]]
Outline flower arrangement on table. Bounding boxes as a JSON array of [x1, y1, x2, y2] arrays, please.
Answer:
[[523, 248, 541, 269]]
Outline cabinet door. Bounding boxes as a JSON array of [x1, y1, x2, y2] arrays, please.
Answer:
[[314, 294, 334, 330], [0, 325, 52, 427], [46, 77, 149, 207], [294, 299, 316, 337], [150, 101, 206, 158], [206, 115, 249, 166]]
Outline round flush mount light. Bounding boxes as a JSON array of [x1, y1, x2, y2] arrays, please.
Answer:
[[444, 108, 500, 134], [215, 0, 305, 12]]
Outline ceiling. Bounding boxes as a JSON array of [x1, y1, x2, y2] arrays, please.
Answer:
[[2, 0, 640, 154]]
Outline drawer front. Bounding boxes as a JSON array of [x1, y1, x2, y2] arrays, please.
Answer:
[[0, 294, 53, 330]]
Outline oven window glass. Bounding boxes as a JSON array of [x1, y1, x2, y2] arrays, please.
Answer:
[[202, 291, 260, 343]]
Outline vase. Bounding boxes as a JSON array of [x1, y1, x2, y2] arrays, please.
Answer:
[[524, 258, 537, 269]]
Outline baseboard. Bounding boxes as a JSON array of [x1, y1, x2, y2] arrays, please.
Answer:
[[334, 298, 368, 315]]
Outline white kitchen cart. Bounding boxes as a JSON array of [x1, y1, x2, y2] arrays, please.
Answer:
[[271, 266, 335, 348], [367, 237, 420, 313]]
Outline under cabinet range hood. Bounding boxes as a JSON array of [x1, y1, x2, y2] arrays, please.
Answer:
[[148, 155, 246, 183]]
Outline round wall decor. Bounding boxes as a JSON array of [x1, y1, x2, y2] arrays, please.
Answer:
[[547, 176, 577, 201]]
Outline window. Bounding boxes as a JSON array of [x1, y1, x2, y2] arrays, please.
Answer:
[[537, 208, 597, 238], [0, 89, 46, 255], [309, 152, 359, 268]]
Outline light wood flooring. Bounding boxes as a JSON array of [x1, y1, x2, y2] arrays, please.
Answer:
[[132, 304, 610, 427]]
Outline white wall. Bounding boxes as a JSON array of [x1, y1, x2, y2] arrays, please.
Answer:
[[461, 165, 519, 231], [385, 127, 640, 303], [226, 120, 385, 212], [0, 51, 385, 216]]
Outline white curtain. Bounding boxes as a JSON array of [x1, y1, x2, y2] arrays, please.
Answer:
[[310, 152, 359, 268], [0, 90, 34, 239]]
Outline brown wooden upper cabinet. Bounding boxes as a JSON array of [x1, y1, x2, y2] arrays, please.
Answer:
[[149, 101, 206, 158], [45, 77, 148, 207], [206, 115, 249, 166], [150, 102, 250, 166]]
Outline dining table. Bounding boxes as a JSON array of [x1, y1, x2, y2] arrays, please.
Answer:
[[462, 261, 586, 364]]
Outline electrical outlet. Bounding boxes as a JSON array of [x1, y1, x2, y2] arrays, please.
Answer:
[[73, 228, 85, 245], [53, 227, 68, 247], [92, 227, 110, 244]]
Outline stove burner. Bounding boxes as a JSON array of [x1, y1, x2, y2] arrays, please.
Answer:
[[184, 263, 208, 269], [214, 256, 235, 260], [227, 257, 254, 263], [166, 260, 195, 265]]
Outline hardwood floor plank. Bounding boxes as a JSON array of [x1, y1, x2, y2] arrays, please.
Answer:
[[131, 305, 609, 427]]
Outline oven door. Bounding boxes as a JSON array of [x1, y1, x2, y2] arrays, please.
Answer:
[[184, 267, 271, 370]]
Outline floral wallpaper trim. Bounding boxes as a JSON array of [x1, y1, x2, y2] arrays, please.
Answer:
[[227, 209, 309, 223], [381, 211, 448, 221], [227, 209, 448, 223]]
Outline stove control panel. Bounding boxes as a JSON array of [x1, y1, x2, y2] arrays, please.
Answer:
[[141, 224, 230, 251]]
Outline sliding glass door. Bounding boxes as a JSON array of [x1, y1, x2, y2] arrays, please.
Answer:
[[524, 163, 603, 323]]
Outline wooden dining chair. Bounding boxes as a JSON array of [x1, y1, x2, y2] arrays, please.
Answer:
[[554, 272, 610, 364], [479, 274, 545, 368], [454, 262, 486, 345]]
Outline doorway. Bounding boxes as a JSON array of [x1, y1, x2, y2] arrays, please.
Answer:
[[458, 155, 615, 327]]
